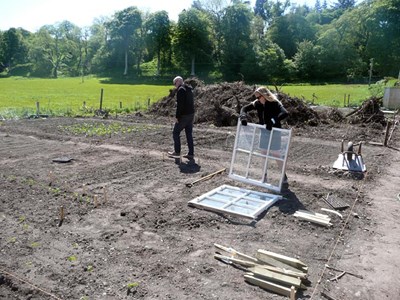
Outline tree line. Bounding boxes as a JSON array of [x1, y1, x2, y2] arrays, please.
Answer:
[[0, 0, 399, 83]]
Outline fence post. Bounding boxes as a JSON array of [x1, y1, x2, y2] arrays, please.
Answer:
[[347, 94, 350, 107], [120, 101, 122, 109], [99, 88, 104, 110], [384, 121, 392, 146], [36, 102, 40, 116]]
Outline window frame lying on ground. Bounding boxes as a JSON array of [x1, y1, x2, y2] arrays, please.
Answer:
[[188, 184, 281, 219]]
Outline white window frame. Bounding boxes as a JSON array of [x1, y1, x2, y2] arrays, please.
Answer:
[[228, 121, 292, 193], [189, 184, 281, 219]]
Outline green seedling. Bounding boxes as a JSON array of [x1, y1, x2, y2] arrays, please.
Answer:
[[127, 282, 139, 289], [25, 261, 33, 267], [30, 242, 40, 248], [127, 282, 139, 295], [18, 216, 26, 223], [22, 223, 29, 230], [23, 178, 36, 186], [48, 187, 61, 195], [67, 255, 77, 262], [7, 175, 17, 182], [86, 265, 93, 272], [8, 237, 17, 243]]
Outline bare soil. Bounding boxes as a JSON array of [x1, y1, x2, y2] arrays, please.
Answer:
[[1, 85, 400, 300]]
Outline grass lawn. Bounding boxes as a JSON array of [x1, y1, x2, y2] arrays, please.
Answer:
[[0, 76, 388, 119], [0, 76, 171, 118], [280, 84, 374, 107]]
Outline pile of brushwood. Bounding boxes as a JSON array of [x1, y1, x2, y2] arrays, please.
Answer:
[[149, 79, 385, 128]]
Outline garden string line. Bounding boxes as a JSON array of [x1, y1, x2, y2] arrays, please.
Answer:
[[309, 171, 367, 300], [0, 267, 63, 300]]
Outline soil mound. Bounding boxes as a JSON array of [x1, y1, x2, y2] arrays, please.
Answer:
[[149, 80, 386, 128], [149, 80, 320, 127]]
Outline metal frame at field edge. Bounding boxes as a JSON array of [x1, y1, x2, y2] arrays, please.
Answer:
[[229, 121, 292, 193]]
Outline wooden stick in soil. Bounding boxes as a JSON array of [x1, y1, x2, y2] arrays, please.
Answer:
[[103, 186, 108, 204], [325, 264, 363, 279], [384, 121, 392, 146], [58, 206, 64, 227], [186, 168, 226, 187], [321, 291, 339, 300], [329, 271, 346, 282]]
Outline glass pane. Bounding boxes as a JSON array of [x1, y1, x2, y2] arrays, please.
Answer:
[[221, 188, 246, 197], [209, 193, 235, 202], [198, 198, 227, 208], [231, 151, 250, 178], [237, 125, 255, 151], [225, 204, 254, 216], [236, 198, 264, 208], [246, 193, 274, 201]]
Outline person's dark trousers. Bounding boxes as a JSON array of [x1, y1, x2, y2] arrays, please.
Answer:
[[173, 113, 194, 156]]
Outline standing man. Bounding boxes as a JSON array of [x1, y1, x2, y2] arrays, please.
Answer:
[[168, 76, 195, 159]]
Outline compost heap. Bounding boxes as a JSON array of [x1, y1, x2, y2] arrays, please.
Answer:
[[149, 79, 386, 128]]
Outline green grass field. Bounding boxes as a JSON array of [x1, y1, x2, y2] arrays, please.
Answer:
[[280, 84, 374, 107], [0, 77, 171, 118], [0, 76, 388, 119]]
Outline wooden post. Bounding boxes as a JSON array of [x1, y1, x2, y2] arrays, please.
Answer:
[[120, 101, 122, 109], [347, 94, 350, 107], [384, 121, 392, 146], [58, 206, 64, 227], [344, 94, 346, 107], [99, 88, 104, 110], [36, 102, 40, 116], [103, 186, 108, 204], [147, 98, 150, 108]]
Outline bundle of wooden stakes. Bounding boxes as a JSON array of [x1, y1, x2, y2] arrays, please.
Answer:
[[214, 244, 309, 299]]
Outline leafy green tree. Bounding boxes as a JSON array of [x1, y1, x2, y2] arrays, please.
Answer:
[[88, 17, 110, 74], [220, 3, 254, 81], [293, 40, 320, 79], [332, 0, 356, 10], [0, 28, 29, 74], [255, 36, 288, 82], [361, 0, 400, 76], [254, 0, 268, 20], [195, 0, 229, 67], [267, 11, 316, 58], [144, 11, 171, 76], [314, 21, 363, 80], [28, 21, 81, 77], [107, 7, 142, 76], [174, 8, 213, 76]]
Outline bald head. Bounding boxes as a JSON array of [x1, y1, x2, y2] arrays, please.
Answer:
[[173, 76, 183, 87]]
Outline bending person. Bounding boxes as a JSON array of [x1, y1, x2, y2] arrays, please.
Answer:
[[240, 87, 289, 184]]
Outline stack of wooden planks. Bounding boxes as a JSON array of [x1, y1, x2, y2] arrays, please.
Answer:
[[214, 244, 309, 299], [293, 209, 332, 227]]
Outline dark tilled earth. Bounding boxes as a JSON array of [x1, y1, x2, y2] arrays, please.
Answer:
[[1, 89, 400, 300]]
